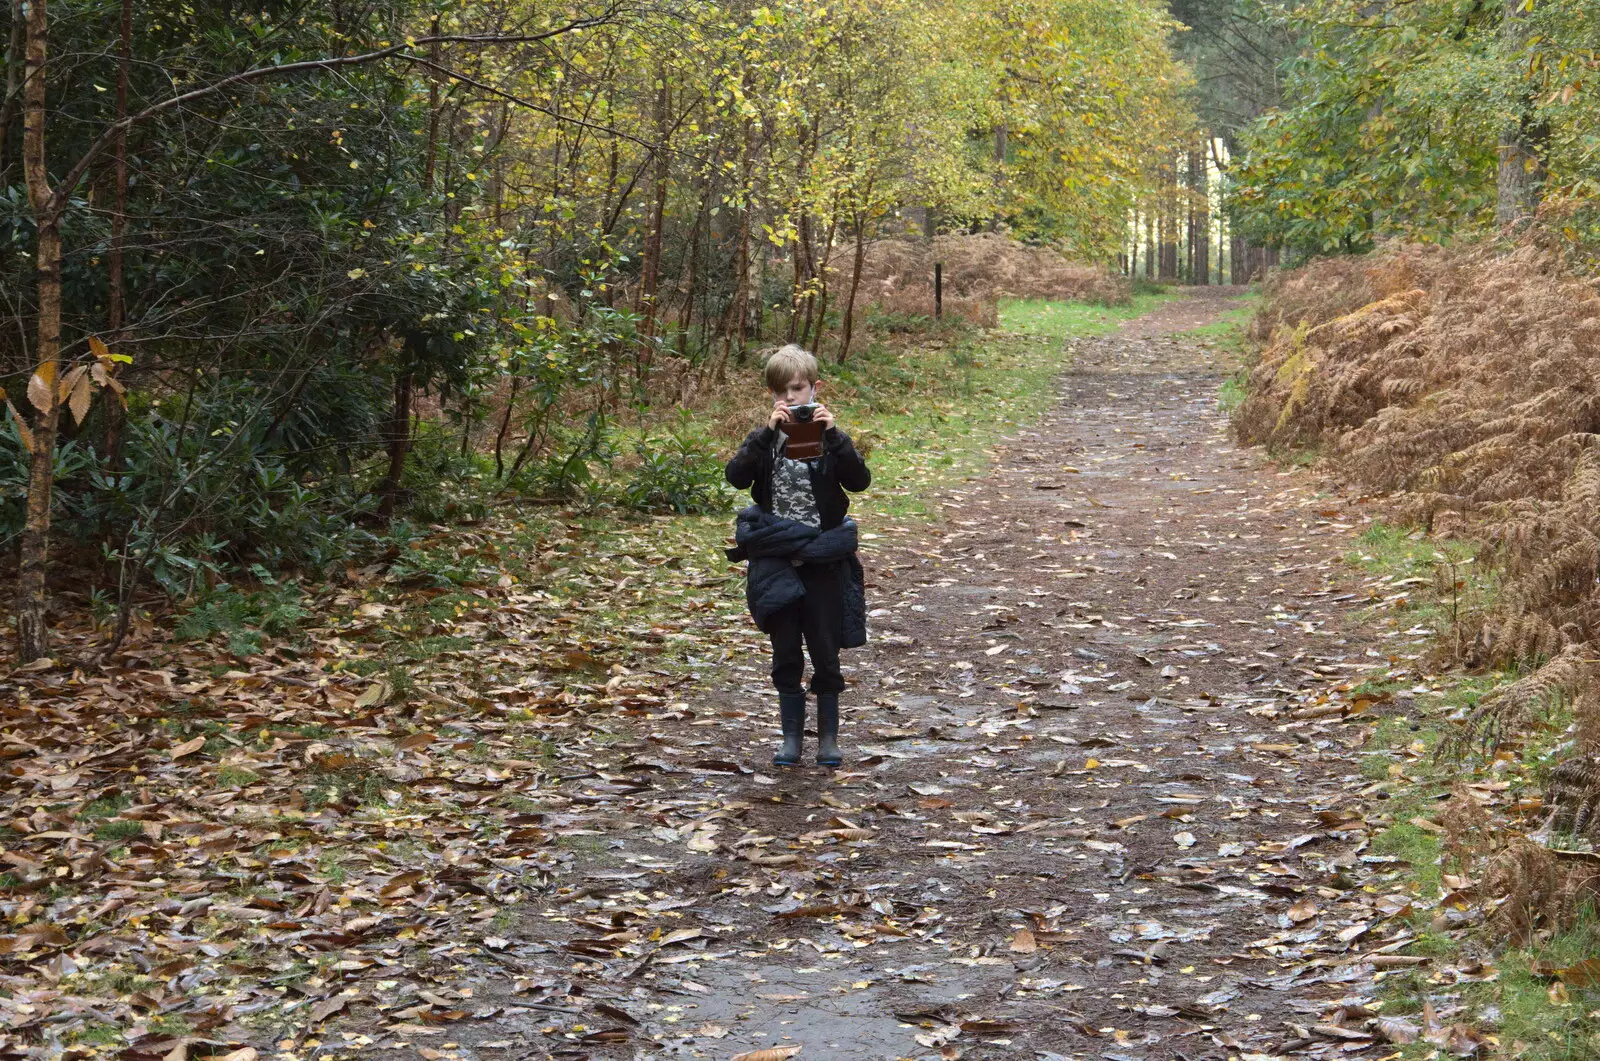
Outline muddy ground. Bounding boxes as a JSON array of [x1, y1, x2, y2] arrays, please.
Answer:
[[412, 292, 1417, 1061]]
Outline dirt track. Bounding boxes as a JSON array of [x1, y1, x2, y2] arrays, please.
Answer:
[[459, 292, 1397, 1061]]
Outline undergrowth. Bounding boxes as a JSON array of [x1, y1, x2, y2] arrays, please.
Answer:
[[1238, 234, 1600, 1057]]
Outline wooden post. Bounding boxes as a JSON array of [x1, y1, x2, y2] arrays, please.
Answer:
[[934, 262, 943, 319]]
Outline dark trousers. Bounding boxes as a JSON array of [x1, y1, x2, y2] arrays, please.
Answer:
[[768, 561, 845, 695]]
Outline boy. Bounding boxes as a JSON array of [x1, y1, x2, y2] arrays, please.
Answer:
[[725, 345, 871, 766]]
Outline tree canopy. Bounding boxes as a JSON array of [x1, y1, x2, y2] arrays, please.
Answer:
[[0, 0, 1192, 659]]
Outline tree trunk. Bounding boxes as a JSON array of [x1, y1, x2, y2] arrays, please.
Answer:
[[788, 213, 811, 344], [639, 73, 668, 371], [494, 374, 520, 480], [1191, 146, 1209, 286], [376, 372, 413, 521], [17, 0, 60, 662], [1144, 210, 1154, 280], [1495, 0, 1547, 227], [838, 211, 868, 363], [422, 17, 441, 191], [103, 0, 131, 470], [989, 124, 1007, 231], [1158, 163, 1178, 281]]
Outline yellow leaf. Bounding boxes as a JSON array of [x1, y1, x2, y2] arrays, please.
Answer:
[[355, 680, 391, 708]]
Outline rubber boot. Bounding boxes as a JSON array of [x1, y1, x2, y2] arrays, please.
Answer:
[[775, 691, 806, 767], [816, 692, 842, 767]]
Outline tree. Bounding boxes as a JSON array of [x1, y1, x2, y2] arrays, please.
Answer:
[[1224, 0, 1599, 255], [1, 1, 625, 661]]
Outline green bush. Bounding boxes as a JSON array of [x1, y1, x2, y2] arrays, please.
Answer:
[[621, 413, 732, 515], [173, 583, 309, 656]]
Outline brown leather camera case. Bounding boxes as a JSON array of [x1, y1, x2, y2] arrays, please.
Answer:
[[783, 419, 824, 460]]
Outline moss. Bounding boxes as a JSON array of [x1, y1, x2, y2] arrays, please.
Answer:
[[92, 820, 144, 842], [78, 795, 132, 821]]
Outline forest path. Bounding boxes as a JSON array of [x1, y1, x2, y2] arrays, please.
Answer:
[[471, 291, 1393, 1061]]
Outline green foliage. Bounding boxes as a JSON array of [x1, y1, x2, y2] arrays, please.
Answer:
[[0, 0, 1199, 641], [173, 584, 309, 657], [621, 413, 733, 516], [1226, 0, 1600, 253]]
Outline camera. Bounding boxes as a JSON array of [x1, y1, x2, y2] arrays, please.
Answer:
[[787, 402, 818, 424]]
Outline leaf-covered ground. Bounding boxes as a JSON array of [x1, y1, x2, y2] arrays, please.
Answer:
[[1, 293, 1491, 1061]]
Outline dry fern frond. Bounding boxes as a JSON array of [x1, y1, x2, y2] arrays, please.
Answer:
[[1448, 645, 1593, 754], [1236, 238, 1600, 669], [1482, 838, 1600, 945], [836, 234, 1128, 312], [1546, 755, 1600, 840]]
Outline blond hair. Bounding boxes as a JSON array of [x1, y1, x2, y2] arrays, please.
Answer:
[[763, 344, 819, 392]]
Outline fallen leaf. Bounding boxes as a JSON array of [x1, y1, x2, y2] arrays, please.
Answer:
[[729, 1047, 802, 1061]]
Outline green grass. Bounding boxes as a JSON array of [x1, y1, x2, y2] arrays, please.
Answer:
[[1370, 822, 1445, 898], [93, 820, 144, 842], [1347, 521, 1477, 579], [1183, 290, 1263, 343], [217, 766, 260, 788], [1218, 372, 1250, 414], [1475, 921, 1600, 1061], [64, 1024, 122, 1046], [998, 291, 1181, 338], [1350, 614, 1597, 1057]]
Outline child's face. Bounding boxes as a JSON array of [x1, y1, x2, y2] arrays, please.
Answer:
[[772, 373, 817, 407]]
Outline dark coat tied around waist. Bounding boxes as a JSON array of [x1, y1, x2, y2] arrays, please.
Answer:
[[725, 506, 867, 649]]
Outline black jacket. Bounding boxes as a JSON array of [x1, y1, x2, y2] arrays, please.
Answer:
[[724, 425, 871, 530], [724, 506, 868, 649]]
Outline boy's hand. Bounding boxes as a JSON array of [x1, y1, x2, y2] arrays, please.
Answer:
[[767, 399, 793, 430], [813, 404, 835, 431]]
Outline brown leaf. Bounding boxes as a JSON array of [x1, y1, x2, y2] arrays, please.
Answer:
[[729, 1049, 801, 1061], [309, 996, 349, 1023], [4, 398, 33, 453], [1560, 958, 1600, 987], [1009, 928, 1038, 953], [380, 870, 425, 897], [27, 364, 55, 414], [68, 372, 93, 426], [1376, 1017, 1420, 1044], [828, 828, 873, 841], [170, 736, 207, 759], [1287, 898, 1319, 923]]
